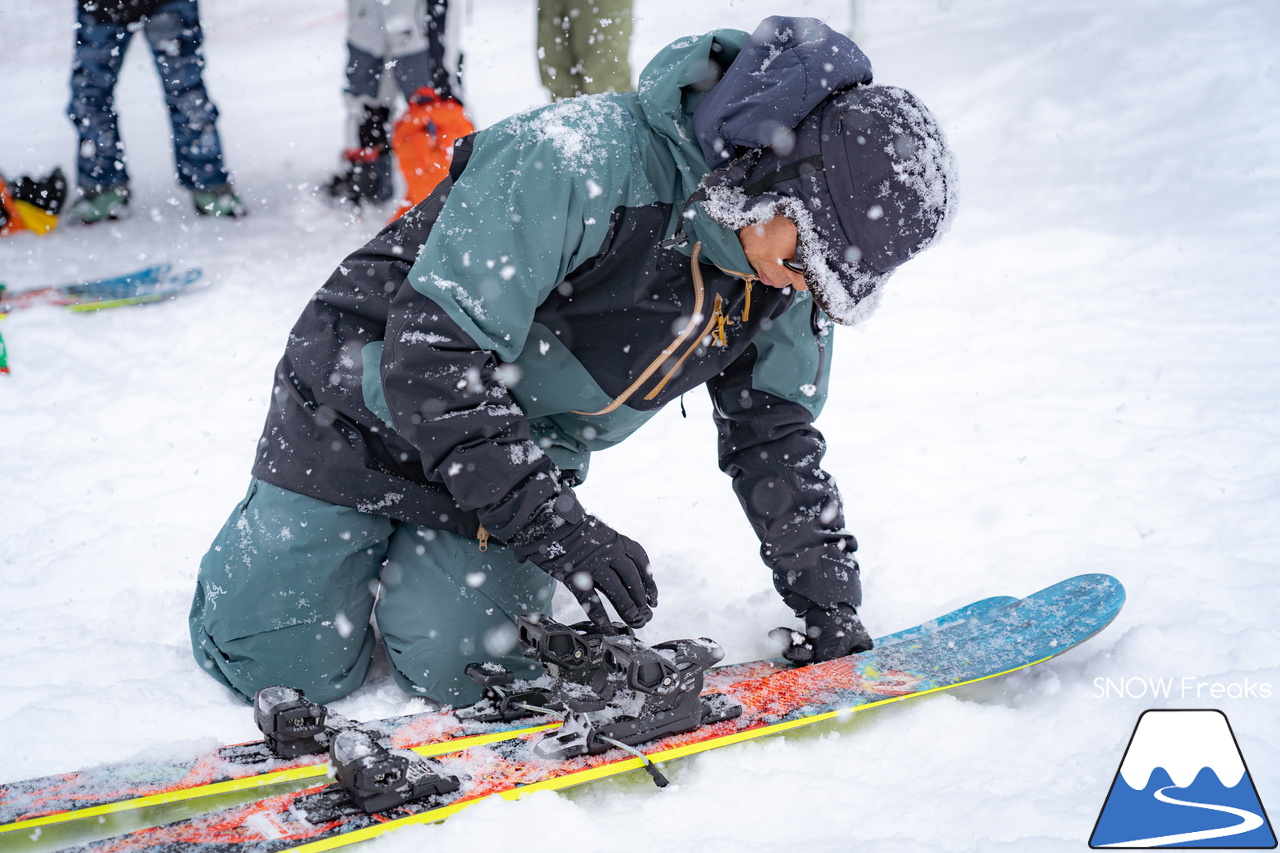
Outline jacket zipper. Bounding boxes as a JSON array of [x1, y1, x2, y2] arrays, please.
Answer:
[[644, 293, 722, 401], [572, 242, 709, 416]]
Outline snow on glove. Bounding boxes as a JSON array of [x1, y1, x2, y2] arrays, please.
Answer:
[[773, 603, 873, 664], [510, 512, 658, 629]]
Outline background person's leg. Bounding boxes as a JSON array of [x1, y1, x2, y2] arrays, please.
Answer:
[[567, 0, 633, 94], [66, 9, 133, 222], [143, 0, 232, 191]]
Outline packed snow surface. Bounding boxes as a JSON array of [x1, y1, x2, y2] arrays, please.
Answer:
[[1, 1, 1277, 851]]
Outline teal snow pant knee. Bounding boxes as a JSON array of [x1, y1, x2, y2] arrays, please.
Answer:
[[189, 480, 556, 705]]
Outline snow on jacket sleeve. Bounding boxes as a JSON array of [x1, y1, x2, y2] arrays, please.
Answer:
[[708, 294, 862, 616], [379, 101, 641, 543]]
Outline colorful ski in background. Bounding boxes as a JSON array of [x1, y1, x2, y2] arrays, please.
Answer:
[[0, 264, 202, 375], [0, 264, 202, 317]]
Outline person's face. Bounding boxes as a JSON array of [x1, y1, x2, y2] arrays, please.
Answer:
[[738, 216, 809, 292]]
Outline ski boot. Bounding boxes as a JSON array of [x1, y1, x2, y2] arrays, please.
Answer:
[[192, 183, 247, 218], [325, 147, 393, 206], [65, 185, 129, 225], [326, 103, 394, 207]]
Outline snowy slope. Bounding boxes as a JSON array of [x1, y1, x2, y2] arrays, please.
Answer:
[[1, 1, 1278, 851]]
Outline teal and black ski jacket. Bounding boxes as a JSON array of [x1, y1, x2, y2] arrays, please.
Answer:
[[254, 22, 866, 615]]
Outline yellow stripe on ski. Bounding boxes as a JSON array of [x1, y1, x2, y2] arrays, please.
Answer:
[[64, 295, 171, 312], [287, 654, 1054, 852], [0, 724, 559, 835], [0, 767, 329, 834], [409, 723, 559, 757]]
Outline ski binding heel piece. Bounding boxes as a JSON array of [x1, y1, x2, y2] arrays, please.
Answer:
[[456, 615, 639, 723], [253, 686, 331, 758], [330, 729, 460, 814], [456, 661, 563, 723]]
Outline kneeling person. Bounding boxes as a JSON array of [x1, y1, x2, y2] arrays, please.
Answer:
[[190, 16, 956, 706]]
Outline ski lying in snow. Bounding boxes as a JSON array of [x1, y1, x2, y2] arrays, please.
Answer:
[[0, 595, 1016, 844], [0, 264, 202, 316], [58, 574, 1123, 853]]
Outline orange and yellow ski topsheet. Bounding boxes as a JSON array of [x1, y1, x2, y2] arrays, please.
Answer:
[[68, 575, 1124, 853], [0, 594, 1017, 841]]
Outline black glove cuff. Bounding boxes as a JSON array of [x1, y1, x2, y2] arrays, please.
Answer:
[[508, 490, 586, 554]]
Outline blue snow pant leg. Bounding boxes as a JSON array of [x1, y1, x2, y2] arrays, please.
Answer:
[[142, 0, 232, 190], [68, 0, 230, 194], [189, 480, 556, 706], [68, 10, 132, 193]]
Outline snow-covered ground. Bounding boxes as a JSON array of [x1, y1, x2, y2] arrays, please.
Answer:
[[2, 0, 1278, 850]]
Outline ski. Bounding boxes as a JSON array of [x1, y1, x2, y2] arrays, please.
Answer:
[[0, 265, 202, 317], [58, 574, 1123, 853], [0, 595, 1015, 844]]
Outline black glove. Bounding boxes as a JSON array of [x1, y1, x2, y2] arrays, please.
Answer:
[[773, 603, 873, 664], [510, 512, 658, 629]]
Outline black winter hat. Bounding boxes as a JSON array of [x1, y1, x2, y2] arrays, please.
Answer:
[[702, 84, 956, 325]]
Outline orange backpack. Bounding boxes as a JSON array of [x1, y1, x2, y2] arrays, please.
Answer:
[[390, 88, 475, 221]]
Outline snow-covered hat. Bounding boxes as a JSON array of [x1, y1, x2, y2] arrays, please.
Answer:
[[704, 84, 957, 325]]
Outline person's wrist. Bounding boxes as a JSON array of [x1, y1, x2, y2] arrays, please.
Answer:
[[509, 490, 586, 555]]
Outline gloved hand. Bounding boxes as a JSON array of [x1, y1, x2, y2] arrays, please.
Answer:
[[773, 603, 873, 664], [510, 513, 658, 629]]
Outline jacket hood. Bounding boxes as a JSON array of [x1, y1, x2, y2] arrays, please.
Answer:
[[634, 17, 874, 272], [641, 17, 955, 325], [691, 17, 874, 167], [634, 29, 748, 207]]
